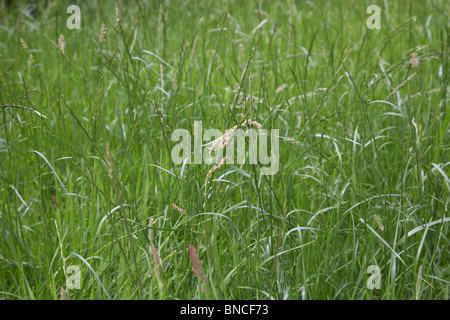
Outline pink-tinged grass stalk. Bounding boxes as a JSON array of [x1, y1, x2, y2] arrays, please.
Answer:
[[20, 38, 34, 65], [280, 136, 301, 145], [51, 194, 58, 208], [151, 243, 164, 293], [204, 156, 227, 195], [58, 34, 66, 54], [171, 203, 187, 216], [188, 244, 206, 292], [99, 23, 107, 42], [205, 156, 227, 181]]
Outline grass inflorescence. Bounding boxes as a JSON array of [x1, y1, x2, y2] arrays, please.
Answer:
[[0, 0, 448, 300]]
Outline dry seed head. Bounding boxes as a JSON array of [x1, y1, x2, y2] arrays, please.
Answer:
[[276, 83, 288, 94], [411, 52, 419, 68], [204, 156, 227, 195], [188, 244, 207, 290], [208, 118, 261, 154], [60, 287, 68, 300], [205, 156, 227, 183], [281, 136, 301, 145], [58, 34, 66, 54], [20, 38, 29, 51], [205, 120, 262, 195], [151, 243, 164, 292], [148, 218, 155, 244]]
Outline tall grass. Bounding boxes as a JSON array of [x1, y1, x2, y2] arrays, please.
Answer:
[[0, 0, 448, 300]]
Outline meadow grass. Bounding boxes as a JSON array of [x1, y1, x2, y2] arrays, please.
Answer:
[[0, 0, 449, 300]]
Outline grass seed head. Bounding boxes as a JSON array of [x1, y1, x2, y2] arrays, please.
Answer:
[[171, 203, 187, 216], [99, 23, 107, 42], [188, 244, 206, 290], [411, 52, 419, 68], [58, 34, 66, 54]]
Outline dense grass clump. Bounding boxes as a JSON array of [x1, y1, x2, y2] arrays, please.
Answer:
[[0, 0, 448, 300]]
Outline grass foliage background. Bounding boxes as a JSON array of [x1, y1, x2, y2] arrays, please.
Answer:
[[0, 0, 449, 299]]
